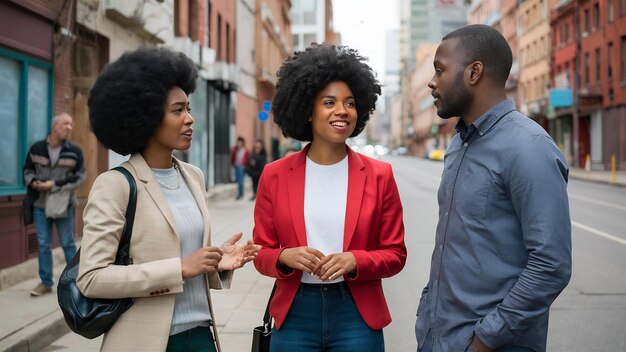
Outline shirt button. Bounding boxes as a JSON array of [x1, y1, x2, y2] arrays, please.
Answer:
[[463, 142, 468, 147], [439, 245, 443, 250], [479, 131, 484, 136]]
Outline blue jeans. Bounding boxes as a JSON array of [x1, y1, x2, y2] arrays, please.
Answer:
[[270, 282, 384, 352], [234, 166, 245, 197], [33, 206, 77, 288]]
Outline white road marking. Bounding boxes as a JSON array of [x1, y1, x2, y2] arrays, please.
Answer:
[[572, 221, 626, 246], [569, 193, 626, 212]]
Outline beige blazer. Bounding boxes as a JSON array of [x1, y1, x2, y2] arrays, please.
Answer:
[[77, 154, 231, 352]]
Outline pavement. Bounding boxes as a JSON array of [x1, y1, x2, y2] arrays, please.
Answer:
[[0, 168, 624, 352]]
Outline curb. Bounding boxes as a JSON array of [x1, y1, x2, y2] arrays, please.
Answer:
[[0, 311, 69, 352], [568, 170, 626, 187]]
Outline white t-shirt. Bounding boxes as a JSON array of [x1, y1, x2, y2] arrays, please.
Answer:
[[302, 155, 349, 284]]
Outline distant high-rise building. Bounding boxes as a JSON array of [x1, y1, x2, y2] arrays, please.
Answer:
[[291, 0, 337, 51], [398, 0, 467, 148]]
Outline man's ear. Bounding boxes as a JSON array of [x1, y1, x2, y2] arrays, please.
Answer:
[[467, 61, 484, 85]]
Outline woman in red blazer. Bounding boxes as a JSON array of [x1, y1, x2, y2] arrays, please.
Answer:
[[253, 43, 407, 351]]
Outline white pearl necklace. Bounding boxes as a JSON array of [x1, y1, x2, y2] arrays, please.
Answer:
[[152, 164, 180, 190]]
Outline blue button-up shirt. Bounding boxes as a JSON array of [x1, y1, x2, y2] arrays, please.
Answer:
[[415, 99, 572, 352]]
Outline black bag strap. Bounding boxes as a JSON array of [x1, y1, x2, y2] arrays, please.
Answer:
[[262, 283, 277, 331], [111, 166, 137, 265]]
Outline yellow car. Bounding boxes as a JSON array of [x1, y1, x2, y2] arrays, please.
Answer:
[[427, 149, 445, 161]]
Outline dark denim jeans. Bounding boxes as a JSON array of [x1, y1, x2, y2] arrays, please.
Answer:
[[166, 326, 216, 352], [33, 206, 76, 288], [270, 282, 384, 352]]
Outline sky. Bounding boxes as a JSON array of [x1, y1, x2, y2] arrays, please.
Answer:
[[331, 0, 400, 83]]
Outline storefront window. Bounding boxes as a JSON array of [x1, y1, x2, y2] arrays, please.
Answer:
[[0, 56, 20, 188], [0, 49, 52, 194]]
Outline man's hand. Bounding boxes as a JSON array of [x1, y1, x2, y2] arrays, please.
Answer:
[[277, 247, 325, 275], [31, 180, 54, 191], [312, 252, 357, 281], [218, 232, 261, 271], [469, 335, 492, 352]]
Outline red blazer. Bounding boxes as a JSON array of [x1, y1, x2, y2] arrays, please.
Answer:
[[253, 144, 406, 330]]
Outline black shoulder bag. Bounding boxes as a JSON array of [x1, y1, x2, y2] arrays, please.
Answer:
[[57, 166, 137, 339], [251, 283, 277, 352]]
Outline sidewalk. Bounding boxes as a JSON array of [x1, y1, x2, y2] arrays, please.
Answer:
[[568, 167, 626, 187]]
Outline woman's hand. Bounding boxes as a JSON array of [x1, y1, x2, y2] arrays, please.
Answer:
[[218, 232, 262, 271], [278, 247, 326, 275], [312, 252, 357, 281], [181, 246, 223, 279]]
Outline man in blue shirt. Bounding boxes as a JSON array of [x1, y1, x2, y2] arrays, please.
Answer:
[[415, 25, 572, 352]]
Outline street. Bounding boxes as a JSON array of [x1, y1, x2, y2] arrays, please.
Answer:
[[43, 156, 626, 351]]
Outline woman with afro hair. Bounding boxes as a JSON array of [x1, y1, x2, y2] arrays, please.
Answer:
[[77, 47, 260, 352], [252, 43, 407, 351]]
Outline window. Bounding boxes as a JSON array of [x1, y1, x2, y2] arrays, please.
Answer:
[[608, 42, 613, 80], [584, 9, 590, 34], [593, 3, 600, 29], [620, 0, 626, 16], [207, 1, 211, 46], [584, 52, 590, 85], [292, 34, 300, 49], [217, 14, 222, 60], [596, 48, 601, 83], [303, 33, 316, 47], [621, 36, 626, 82], [608, 0, 614, 22], [0, 49, 51, 194], [226, 22, 230, 63]]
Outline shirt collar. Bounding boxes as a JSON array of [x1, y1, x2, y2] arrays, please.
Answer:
[[455, 99, 516, 142]]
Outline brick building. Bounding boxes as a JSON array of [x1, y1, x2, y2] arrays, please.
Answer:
[[0, 0, 77, 278]]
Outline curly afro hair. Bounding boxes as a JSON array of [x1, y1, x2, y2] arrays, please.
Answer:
[[272, 43, 381, 141], [88, 46, 198, 155]]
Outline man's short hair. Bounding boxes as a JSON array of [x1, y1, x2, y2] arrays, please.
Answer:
[[443, 24, 513, 86]]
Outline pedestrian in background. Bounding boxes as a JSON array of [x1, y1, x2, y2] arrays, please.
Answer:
[[246, 138, 267, 201], [414, 24, 572, 352], [23, 112, 85, 297], [79, 47, 260, 352], [253, 43, 407, 351], [230, 136, 249, 200]]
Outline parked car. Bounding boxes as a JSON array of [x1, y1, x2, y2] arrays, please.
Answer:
[[427, 148, 445, 161], [392, 146, 408, 156]]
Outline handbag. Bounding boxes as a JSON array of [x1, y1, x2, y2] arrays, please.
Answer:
[[251, 283, 277, 352], [57, 166, 137, 339]]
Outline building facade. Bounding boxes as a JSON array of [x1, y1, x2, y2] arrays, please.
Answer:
[[255, 0, 292, 160], [236, 0, 259, 154], [518, 0, 552, 132], [0, 0, 75, 275], [551, 0, 626, 169]]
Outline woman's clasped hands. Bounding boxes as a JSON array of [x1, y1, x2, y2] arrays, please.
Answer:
[[278, 247, 357, 281], [181, 232, 261, 279]]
